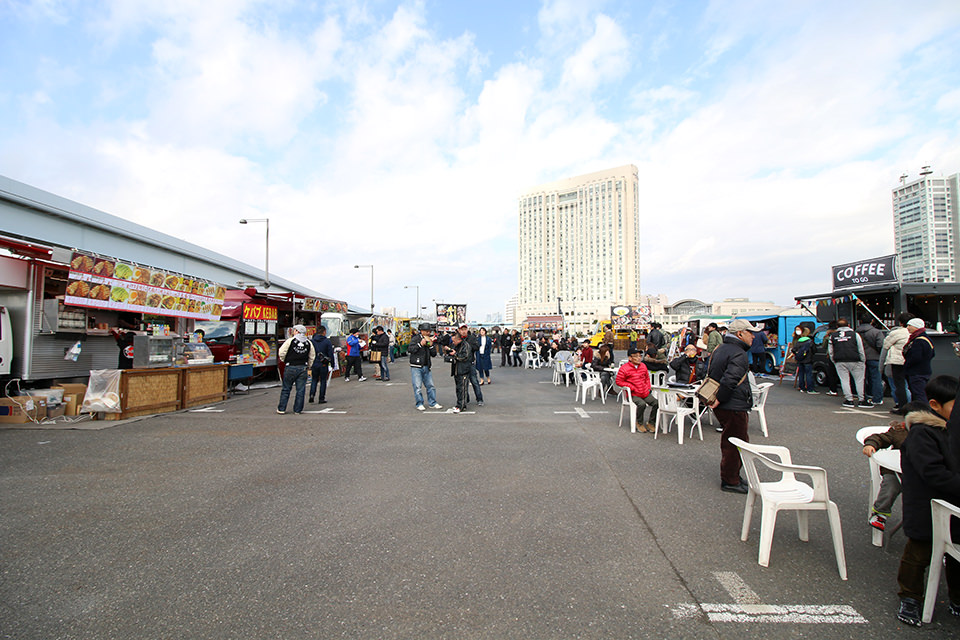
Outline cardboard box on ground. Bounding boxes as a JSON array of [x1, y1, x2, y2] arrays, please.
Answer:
[[0, 397, 48, 424]]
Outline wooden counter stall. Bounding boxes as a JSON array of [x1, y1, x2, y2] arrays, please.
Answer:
[[108, 368, 183, 420], [181, 363, 228, 408]]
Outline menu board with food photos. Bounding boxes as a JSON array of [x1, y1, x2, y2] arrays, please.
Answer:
[[64, 251, 226, 321], [302, 297, 348, 313]]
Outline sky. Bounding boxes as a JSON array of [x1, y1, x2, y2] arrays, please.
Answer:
[[2, 0, 960, 320]]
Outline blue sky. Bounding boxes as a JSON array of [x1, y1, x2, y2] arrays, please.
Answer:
[[2, 0, 960, 320]]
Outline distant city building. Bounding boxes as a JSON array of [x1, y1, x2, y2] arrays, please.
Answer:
[[892, 168, 959, 283], [711, 298, 781, 317], [516, 165, 640, 330], [504, 293, 518, 328], [485, 312, 503, 324]]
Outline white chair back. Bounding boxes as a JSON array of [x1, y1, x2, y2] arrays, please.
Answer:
[[922, 499, 960, 622]]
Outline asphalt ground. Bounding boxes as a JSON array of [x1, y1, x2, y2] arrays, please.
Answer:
[[1, 359, 958, 639]]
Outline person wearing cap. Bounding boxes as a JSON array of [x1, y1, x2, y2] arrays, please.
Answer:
[[408, 323, 443, 411], [371, 326, 390, 381], [903, 318, 935, 405], [707, 317, 758, 494], [828, 318, 867, 409], [615, 348, 658, 432], [458, 324, 483, 406], [343, 327, 366, 382], [277, 324, 315, 414], [881, 313, 912, 413]]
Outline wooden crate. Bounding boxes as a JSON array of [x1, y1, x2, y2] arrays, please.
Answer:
[[118, 368, 183, 419], [182, 364, 228, 408]]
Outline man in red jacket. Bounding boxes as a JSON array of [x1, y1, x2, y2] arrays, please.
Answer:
[[616, 348, 658, 432]]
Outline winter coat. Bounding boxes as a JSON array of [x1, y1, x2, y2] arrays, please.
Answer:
[[750, 331, 768, 355], [345, 334, 362, 357], [450, 339, 473, 376], [372, 332, 390, 355], [643, 345, 669, 371], [475, 335, 493, 371], [279, 336, 315, 368], [670, 355, 705, 384], [900, 409, 960, 541], [903, 328, 935, 377], [310, 334, 335, 369], [856, 323, 884, 361], [863, 423, 909, 452], [615, 361, 652, 399], [882, 327, 909, 366], [648, 328, 665, 350], [707, 334, 754, 412], [706, 330, 723, 354], [408, 334, 437, 368], [792, 336, 815, 365]]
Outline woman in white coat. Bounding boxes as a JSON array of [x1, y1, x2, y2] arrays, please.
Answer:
[[880, 312, 911, 414]]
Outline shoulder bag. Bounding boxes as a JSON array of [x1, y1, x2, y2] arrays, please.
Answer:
[[696, 349, 748, 406]]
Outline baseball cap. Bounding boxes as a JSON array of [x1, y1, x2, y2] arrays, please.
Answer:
[[627, 347, 643, 355], [907, 318, 925, 329], [728, 318, 764, 333]]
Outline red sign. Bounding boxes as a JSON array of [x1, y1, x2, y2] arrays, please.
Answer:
[[242, 304, 278, 321]]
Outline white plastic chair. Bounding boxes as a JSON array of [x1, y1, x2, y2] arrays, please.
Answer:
[[649, 370, 667, 387], [855, 426, 892, 548], [525, 351, 542, 369], [922, 499, 960, 623], [575, 369, 604, 404], [729, 437, 848, 580], [618, 387, 638, 432], [654, 391, 701, 444], [554, 360, 573, 387], [751, 382, 774, 437]]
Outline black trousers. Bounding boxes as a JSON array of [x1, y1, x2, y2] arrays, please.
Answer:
[[309, 364, 328, 401], [344, 355, 363, 379], [454, 373, 470, 409], [500, 348, 508, 367]]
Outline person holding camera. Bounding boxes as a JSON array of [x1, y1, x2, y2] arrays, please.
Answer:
[[408, 324, 443, 411], [446, 331, 473, 413], [309, 325, 335, 404]]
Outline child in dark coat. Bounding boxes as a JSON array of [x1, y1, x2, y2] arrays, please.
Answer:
[[895, 375, 960, 626]]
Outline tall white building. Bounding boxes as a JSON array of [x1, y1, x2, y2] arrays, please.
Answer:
[[892, 169, 959, 283], [516, 165, 640, 330]]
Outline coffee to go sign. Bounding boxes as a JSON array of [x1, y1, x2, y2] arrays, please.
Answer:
[[832, 255, 899, 291], [242, 304, 278, 321]]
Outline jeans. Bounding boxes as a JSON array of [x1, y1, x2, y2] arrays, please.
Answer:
[[715, 408, 749, 485], [309, 364, 329, 401], [410, 366, 437, 407], [278, 364, 307, 413], [500, 348, 509, 367], [797, 363, 814, 392], [864, 360, 883, 403], [378, 357, 390, 380], [344, 355, 363, 379], [889, 364, 908, 407], [907, 373, 930, 405], [834, 361, 865, 402], [467, 365, 483, 402]]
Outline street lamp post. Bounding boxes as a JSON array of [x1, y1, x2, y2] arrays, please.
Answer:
[[355, 265, 374, 315], [404, 285, 420, 319], [238, 218, 269, 287]]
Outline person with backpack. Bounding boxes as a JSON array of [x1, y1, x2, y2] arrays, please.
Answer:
[[309, 325, 335, 404], [277, 324, 315, 415], [793, 326, 817, 394]]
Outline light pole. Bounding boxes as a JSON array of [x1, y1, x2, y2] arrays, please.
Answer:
[[354, 265, 374, 315], [404, 285, 420, 319], [238, 218, 269, 287]]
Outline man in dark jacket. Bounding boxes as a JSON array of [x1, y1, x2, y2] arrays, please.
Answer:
[[670, 344, 705, 384], [857, 319, 886, 405], [459, 324, 483, 406], [707, 318, 759, 494], [895, 375, 960, 626], [447, 332, 473, 413], [408, 324, 443, 411], [500, 330, 512, 367], [372, 326, 391, 381], [648, 323, 665, 352], [903, 318, 935, 405], [309, 326, 335, 403]]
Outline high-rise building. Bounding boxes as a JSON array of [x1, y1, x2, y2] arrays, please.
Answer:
[[516, 165, 640, 332], [892, 169, 959, 283]]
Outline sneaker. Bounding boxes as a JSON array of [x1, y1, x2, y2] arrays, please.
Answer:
[[344, 377, 350, 382], [452, 407, 461, 413], [842, 401, 856, 408], [276, 409, 285, 414], [308, 397, 315, 403], [869, 513, 886, 531], [721, 481, 749, 494], [826, 390, 838, 396], [897, 598, 922, 627], [949, 601, 960, 617], [862, 399, 874, 407], [416, 405, 425, 411], [429, 403, 443, 409], [806, 390, 819, 395], [715, 426, 723, 433], [478, 401, 484, 406], [358, 376, 367, 382]]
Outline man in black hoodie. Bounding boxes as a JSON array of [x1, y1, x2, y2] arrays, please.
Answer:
[[707, 318, 760, 494]]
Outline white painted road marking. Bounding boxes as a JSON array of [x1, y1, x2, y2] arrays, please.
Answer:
[[190, 407, 225, 412], [302, 407, 347, 414], [553, 408, 610, 419], [671, 572, 867, 624]]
